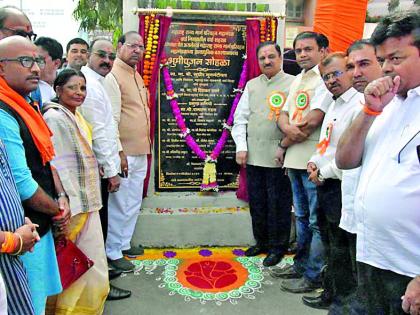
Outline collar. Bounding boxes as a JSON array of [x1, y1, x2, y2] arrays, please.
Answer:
[[82, 65, 104, 82], [113, 57, 136, 73], [407, 85, 420, 97], [302, 64, 320, 76], [261, 70, 285, 82], [335, 87, 358, 103]]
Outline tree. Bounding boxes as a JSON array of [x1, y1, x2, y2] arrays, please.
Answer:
[[388, 0, 400, 12], [72, 0, 123, 43], [414, 0, 420, 5]]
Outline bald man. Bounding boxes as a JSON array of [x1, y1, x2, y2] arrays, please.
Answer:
[[0, 6, 36, 41], [0, 36, 69, 315], [0, 6, 43, 109]]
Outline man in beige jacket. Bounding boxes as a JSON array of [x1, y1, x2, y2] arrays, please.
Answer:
[[104, 31, 151, 272]]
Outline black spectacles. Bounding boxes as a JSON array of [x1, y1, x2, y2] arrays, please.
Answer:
[[322, 70, 344, 82], [94, 50, 116, 60], [0, 56, 46, 69], [1, 27, 37, 41]]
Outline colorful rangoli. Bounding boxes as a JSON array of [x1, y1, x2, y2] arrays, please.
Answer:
[[128, 248, 293, 305]]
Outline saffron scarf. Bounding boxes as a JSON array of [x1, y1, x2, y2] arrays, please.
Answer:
[[0, 77, 54, 165]]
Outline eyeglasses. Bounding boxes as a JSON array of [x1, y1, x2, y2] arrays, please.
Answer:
[[322, 70, 344, 82], [1, 27, 37, 41], [124, 43, 145, 51], [93, 50, 116, 60], [0, 56, 46, 69]]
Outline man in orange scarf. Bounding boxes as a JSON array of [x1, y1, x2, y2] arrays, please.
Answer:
[[0, 35, 70, 315]]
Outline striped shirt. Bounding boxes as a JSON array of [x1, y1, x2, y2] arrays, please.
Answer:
[[0, 140, 34, 315]]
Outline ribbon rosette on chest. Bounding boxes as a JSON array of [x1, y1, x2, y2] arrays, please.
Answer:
[[292, 90, 310, 122], [316, 122, 334, 155], [267, 91, 286, 121]]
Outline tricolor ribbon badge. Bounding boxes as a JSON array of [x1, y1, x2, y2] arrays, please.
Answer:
[[267, 91, 286, 121], [292, 90, 310, 122], [316, 122, 334, 155]]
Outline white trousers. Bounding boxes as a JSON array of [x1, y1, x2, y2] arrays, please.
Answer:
[[0, 273, 6, 315], [106, 155, 147, 260]]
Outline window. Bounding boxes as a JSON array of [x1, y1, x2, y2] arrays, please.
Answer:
[[286, 0, 304, 21]]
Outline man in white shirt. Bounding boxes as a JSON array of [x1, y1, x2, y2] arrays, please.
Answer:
[[65, 38, 89, 71], [336, 10, 420, 314], [80, 39, 131, 301], [232, 41, 295, 267], [306, 52, 364, 311], [34, 37, 62, 103]]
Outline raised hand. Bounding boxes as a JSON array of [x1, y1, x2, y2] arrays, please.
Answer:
[[364, 76, 400, 112]]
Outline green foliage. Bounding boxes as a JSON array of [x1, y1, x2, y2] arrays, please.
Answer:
[[72, 0, 123, 44], [388, 0, 400, 12], [414, 0, 420, 5]]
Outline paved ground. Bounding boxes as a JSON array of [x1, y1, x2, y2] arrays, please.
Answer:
[[103, 249, 327, 315]]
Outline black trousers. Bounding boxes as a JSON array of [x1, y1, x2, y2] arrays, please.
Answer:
[[100, 178, 109, 243], [317, 179, 357, 300], [246, 165, 292, 254], [357, 262, 412, 315]]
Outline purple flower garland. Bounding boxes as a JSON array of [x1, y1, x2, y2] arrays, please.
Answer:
[[161, 55, 248, 190]]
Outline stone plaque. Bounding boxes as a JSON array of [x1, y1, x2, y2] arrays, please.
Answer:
[[156, 20, 246, 191]]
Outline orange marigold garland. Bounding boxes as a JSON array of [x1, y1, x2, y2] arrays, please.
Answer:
[[143, 14, 160, 88], [259, 17, 277, 43]]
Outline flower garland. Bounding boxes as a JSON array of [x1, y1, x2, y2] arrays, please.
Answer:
[[160, 55, 248, 192], [143, 14, 160, 88], [259, 17, 277, 42]]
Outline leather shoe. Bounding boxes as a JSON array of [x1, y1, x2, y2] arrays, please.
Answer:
[[302, 293, 331, 310], [281, 277, 321, 293], [108, 269, 122, 280], [263, 253, 283, 267], [107, 284, 131, 301], [269, 263, 301, 279], [244, 246, 267, 257]]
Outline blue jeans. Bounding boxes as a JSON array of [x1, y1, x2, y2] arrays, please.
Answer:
[[288, 168, 325, 283]]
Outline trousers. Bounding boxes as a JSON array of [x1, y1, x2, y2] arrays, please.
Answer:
[[246, 165, 292, 254], [106, 155, 147, 260]]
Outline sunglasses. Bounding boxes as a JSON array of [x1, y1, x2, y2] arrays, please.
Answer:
[[0, 56, 46, 69], [1, 27, 37, 41], [93, 50, 116, 60], [322, 70, 344, 82]]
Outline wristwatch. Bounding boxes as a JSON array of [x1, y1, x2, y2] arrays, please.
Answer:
[[57, 191, 68, 199], [317, 169, 325, 182], [278, 141, 287, 150]]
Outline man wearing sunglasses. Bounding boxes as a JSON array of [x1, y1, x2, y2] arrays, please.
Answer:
[[0, 6, 44, 110], [0, 6, 36, 41], [80, 39, 132, 300]]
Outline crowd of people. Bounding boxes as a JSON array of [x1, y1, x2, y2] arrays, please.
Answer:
[[233, 8, 420, 315], [0, 3, 418, 315], [0, 5, 149, 315]]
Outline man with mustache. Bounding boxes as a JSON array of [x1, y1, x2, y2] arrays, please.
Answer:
[[232, 41, 295, 267], [0, 36, 70, 315], [103, 31, 150, 272], [79, 38, 132, 300], [336, 10, 420, 314], [65, 37, 89, 71], [306, 52, 363, 311], [346, 39, 383, 94], [272, 31, 332, 296]]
